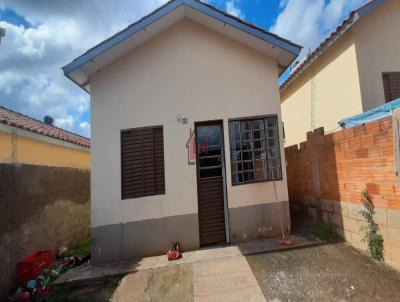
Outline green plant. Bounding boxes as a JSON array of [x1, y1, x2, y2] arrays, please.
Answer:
[[359, 190, 384, 261], [313, 223, 337, 240], [70, 238, 91, 257]]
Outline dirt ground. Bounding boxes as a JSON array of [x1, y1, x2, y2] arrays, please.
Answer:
[[38, 275, 123, 302], [247, 242, 400, 302]]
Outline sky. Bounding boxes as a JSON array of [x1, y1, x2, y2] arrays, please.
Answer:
[[0, 0, 367, 137]]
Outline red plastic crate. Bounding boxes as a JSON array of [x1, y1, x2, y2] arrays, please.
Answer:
[[17, 250, 53, 284]]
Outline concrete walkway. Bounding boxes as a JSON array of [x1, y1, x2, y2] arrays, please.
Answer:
[[112, 254, 265, 302], [54, 234, 320, 301], [55, 234, 320, 286], [192, 255, 264, 302]]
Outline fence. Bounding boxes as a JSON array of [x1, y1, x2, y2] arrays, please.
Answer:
[[0, 164, 90, 299], [285, 116, 400, 269]]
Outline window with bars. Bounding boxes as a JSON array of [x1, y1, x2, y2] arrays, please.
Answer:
[[121, 126, 165, 199], [383, 72, 400, 103], [228, 116, 282, 185]]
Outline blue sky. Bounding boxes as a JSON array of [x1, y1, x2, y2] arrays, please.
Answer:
[[0, 0, 366, 137]]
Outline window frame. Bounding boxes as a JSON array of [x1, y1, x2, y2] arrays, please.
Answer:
[[382, 72, 400, 103], [120, 125, 165, 200], [228, 115, 283, 186]]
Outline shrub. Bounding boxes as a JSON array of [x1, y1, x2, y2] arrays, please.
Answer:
[[359, 190, 384, 261], [313, 223, 337, 240]]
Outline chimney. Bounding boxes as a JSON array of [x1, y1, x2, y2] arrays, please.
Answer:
[[44, 115, 54, 126]]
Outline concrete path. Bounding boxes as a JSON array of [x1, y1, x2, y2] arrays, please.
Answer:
[[55, 234, 319, 286], [54, 234, 320, 301], [112, 254, 265, 302], [193, 255, 265, 302]]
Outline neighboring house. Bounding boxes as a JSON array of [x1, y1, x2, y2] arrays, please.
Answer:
[[281, 0, 400, 146], [63, 0, 301, 262], [0, 106, 90, 168]]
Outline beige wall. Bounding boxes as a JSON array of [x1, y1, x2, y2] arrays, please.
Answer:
[[90, 20, 288, 229], [281, 0, 400, 147], [281, 31, 363, 146], [0, 127, 90, 169], [353, 0, 400, 111]]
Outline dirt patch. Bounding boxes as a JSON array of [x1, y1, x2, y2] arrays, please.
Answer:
[[40, 275, 123, 302], [247, 242, 400, 302]]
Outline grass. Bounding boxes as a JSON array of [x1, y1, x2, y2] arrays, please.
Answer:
[[70, 238, 91, 257], [313, 223, 338, 240]]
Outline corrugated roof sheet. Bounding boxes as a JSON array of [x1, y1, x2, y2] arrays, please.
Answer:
[[0, 106, 90, 148]]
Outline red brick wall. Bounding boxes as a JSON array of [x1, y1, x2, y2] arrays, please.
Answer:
[[285, 117, 399, 211], [286, 117, 400, 269]]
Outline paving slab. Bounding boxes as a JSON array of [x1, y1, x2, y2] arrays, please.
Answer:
[[193, 255, 265, 302], [112, 263, 194, 302], [111, 270, 152, 302]]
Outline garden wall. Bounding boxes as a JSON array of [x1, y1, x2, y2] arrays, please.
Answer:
[[0, 164, 90, 299], [285, 116, 400, 269]]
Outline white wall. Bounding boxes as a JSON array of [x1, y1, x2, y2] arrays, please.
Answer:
[[90, 20, 288, 228]]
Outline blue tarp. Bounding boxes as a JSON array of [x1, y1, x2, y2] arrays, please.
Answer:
[[339, 98, 400, 128]]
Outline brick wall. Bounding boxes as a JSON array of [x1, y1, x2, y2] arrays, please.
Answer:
[[285, 116, 400, 269], [0, 164, 90, 299]]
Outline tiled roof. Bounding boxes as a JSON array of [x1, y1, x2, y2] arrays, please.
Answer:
[[280, 0, 379, 92], [0, 106, 90, 148]]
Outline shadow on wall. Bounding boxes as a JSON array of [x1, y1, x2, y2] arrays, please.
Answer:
[[286, 117, 400, 269], [0, 163, 90, 299]]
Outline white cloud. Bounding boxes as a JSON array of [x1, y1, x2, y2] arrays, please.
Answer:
[[226, 0, 244, 18], [271, 0, 366, 59], [0, 0, 168, 137], [55, 115, 74, 130], [79, 121, 91, 137]]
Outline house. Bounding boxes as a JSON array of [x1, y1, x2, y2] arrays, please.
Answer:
[[281, 0, 400, 147], [0, 106, 90, 168], [0, 106, 90, 299], [63, 0, 302, 263]]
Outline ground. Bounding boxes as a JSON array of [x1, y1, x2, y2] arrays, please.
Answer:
[[40, 275, 123, 302], [48, 237, 400, 301], [247, 242, 400, 302]]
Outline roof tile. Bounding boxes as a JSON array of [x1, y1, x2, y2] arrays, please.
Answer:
[[0, 106, 90, 148]]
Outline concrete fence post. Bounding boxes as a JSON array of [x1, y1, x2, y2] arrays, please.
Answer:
[[307, 128, 324, 223]]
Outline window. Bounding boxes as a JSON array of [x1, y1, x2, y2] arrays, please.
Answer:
[[228, 116, 282, 185], [383, 72, 400, 103], [121, 126, 165, 199], [196, 124, 224, 179]]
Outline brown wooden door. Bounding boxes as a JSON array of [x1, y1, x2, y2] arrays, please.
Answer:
[[196, 122, 227, 246]]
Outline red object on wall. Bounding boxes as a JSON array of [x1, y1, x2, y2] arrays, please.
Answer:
[[17, 250, 53, 284]]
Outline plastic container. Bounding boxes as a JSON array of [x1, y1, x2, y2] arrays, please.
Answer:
[[17, 250, 53, 284]]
